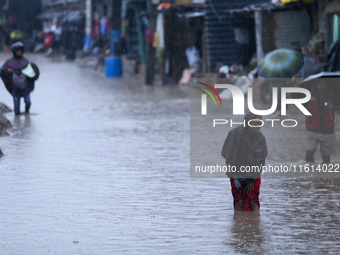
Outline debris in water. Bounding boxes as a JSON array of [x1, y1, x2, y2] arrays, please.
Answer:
[[0, 103, 12, 114], [0, 113, 12, 136]]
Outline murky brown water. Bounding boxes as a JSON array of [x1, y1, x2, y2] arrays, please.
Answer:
[[0, 54, 339, 254]]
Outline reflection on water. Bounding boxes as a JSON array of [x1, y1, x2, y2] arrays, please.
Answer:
[[0, 55, 339, 254], [229, 211, 263, 253], [11, 115, 31, 138]]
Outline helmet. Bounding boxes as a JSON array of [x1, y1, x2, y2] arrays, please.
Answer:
[[11, 41, 24, 55]]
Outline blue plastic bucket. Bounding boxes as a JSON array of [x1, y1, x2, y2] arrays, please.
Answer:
[[105, 56, 122, 77]]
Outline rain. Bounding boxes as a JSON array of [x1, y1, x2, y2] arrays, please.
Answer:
[[0, 0, 340, 254]]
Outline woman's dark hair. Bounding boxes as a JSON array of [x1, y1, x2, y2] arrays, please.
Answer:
[[244, 112, 262, 128], [11, 41, 24, 55]]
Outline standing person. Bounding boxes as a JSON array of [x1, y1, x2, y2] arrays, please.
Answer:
[[305, 79, 340, 163], [221, 112, 268, 211], [100, 16, 109, 38], [51, 22, 62, 58], [0, 42, 39, 115]]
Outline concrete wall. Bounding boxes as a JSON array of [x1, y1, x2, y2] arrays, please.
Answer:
[[273, 10, 311, 50], [256, 10, 312, 62]]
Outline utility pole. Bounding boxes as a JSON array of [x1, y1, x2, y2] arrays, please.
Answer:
[[85, 0, 92, 38], [64, 0, 69, 23], [145, 0, 159, 85]]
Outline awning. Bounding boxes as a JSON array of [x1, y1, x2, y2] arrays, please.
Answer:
[[37, 11, 65, 20], [157, 2, 174, 10], [325, 1, 340, 15], [157, 1, 204, 11], [177, 11, 205, 19], [176, 0, 205, 7], [42, 0, 80, 7], [61, 11, 85, 24], [281, 0, 316, 4], [229, 2, 285, 13]]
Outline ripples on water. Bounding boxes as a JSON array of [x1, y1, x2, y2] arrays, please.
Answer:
[[0, 55, 339, 254]]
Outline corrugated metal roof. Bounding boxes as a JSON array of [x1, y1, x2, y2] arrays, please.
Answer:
[[229, 2, 285, 13], [325, 1, 340, 15], [42, 0, 81, 7], [37, 11, 65, 20], [176, 0, 205, 4]]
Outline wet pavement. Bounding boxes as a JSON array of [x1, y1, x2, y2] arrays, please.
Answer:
[[0, 54, 339, 254]]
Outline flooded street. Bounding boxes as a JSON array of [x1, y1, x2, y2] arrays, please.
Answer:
[[0, 54, 339, 254]]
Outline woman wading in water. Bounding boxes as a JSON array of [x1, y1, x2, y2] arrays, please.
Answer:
[[221, 112, 268, 211]]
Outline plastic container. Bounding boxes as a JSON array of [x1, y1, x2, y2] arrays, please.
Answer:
[[105, 56, 122, 77]]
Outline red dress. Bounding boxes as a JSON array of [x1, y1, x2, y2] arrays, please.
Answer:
[[230, 178, 261, 210]]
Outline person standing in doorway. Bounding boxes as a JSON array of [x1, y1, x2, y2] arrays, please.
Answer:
[[51, 22, 62, 58]]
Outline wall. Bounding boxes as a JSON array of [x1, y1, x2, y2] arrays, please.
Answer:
[[257, 9, 311, 62], [8, 0, 42, 32], [205, 0, 268, 72], [273, 10, 311, 50]]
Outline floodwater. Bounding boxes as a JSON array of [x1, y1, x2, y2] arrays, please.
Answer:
[[0, 54, 339, 254]]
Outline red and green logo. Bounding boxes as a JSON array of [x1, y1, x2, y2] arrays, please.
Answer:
[[196, 82, 222, 106]]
